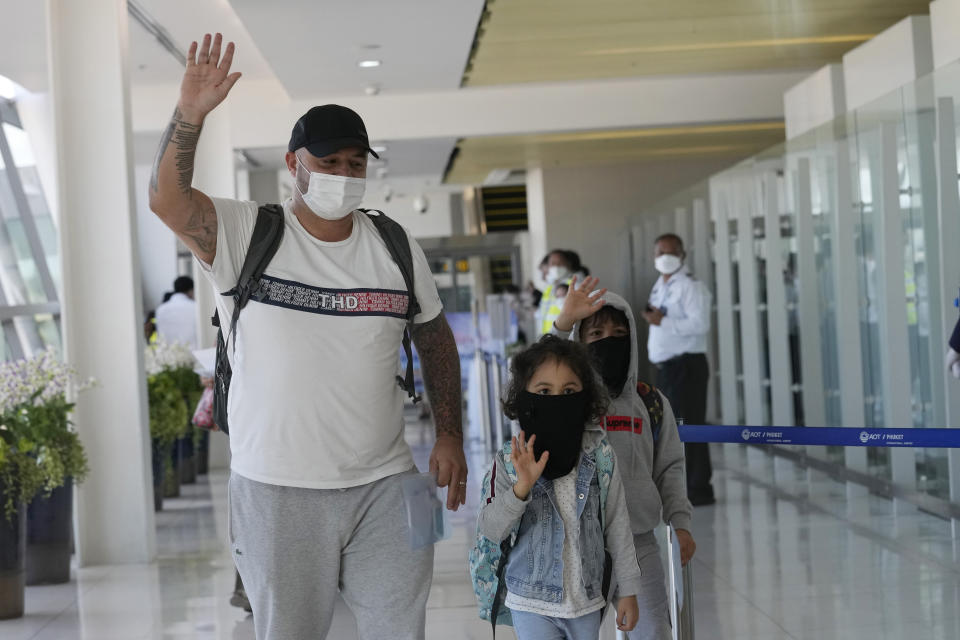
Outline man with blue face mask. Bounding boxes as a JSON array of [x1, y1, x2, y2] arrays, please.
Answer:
[[642, 233, 714, 506], [149, 34, 466, 640]]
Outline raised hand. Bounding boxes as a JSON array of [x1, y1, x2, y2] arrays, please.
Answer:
[[178, 33, 242, 120], [554, 276, 607, 333], [510, 431, 548, 500]]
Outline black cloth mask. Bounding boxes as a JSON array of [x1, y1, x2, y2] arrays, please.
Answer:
[[587, 335, 632, 396], [514, 391, 588, 480]]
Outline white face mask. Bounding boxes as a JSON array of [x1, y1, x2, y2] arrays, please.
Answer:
[[654, 254, 683, 275], [546, 265, 570, 284], [296, 156, 366, 220]]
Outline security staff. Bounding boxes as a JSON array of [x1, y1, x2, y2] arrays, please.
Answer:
[[642, 233, 715, 506]]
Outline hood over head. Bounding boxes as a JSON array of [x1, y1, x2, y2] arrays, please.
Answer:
[[570, 291, 638, 399]]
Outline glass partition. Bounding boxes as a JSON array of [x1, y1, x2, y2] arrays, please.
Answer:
[[631, 55, 960, 507]]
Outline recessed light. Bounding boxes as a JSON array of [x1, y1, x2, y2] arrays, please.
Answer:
[[358, 60, 381, 68]]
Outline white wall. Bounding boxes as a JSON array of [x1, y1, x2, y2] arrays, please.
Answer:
[[134, 164, 178, 313], [843, 15, 934, 111], [930, 0, 960, 68], [361, 177, 458, 239], [529, 157, 736, 297]]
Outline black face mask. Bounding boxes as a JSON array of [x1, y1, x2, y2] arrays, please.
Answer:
[[514, 391, 588, 480], [587, 335, 632, 396]]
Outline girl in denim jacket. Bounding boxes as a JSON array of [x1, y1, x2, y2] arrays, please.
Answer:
[[478, 335, 642, 639]]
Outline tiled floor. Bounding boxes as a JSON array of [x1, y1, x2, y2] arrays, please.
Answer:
[[4, 419, 960, 639]]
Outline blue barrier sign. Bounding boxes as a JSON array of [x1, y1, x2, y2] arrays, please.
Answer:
[[678, 425, 960, 448]]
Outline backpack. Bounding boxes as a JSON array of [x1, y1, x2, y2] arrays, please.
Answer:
[[212, 205, 421, 435], [468, 438, 616, 634], [637, 381, 665, 443]]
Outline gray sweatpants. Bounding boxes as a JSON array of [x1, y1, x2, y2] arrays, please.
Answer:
[[228, 469, 434, 640], [625, 531, 672, 640]]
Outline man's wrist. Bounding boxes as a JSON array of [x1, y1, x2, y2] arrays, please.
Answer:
[[175, 102, 208, 125]]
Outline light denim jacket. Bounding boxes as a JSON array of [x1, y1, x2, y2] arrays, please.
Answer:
[[477, 427, 643, 602]]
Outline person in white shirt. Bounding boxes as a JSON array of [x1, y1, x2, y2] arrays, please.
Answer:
[[148, 33, 466, 640], [642, 233, 715, 506], [154, 276, 197, 348]]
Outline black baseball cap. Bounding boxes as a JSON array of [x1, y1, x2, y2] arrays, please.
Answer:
[[288, 104, 379, 159]]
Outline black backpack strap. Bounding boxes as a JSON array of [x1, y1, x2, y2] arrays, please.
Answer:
[[637, 381, 664, 443], [210, 204, 284, 435], [361, 209, 422, 403], [222, 204, 285, 349]]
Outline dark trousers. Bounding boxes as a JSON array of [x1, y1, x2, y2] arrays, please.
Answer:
[[656, 353, 714, 502]]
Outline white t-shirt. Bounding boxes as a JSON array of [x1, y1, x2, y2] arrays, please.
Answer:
[[199, 198, 443, 489], [154, 293, 197, 349]]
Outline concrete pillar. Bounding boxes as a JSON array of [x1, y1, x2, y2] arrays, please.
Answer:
[[842, 15, 933, 111], [783, 64, 846, 140], [46, 0, 155, 565], [192, 110, 235, 470], [930, 0, 960, 68]]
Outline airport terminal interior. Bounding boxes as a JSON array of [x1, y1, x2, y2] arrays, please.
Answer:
[[2, 1, 960, 638]]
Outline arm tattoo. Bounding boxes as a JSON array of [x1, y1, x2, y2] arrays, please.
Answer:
[[150, 107, 203, 196], [182, 198, 217, 254], [411, 314, 463, 440]]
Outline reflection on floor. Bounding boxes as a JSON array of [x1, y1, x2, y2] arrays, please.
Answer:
[[5, 417, 960, 639]]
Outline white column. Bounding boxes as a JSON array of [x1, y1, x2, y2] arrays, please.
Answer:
[[934, 98, 960, 510], [46, 0, 155, 565], [525, 168, 548, 274], [710, 179, 740, 426], [793, 160, 827, 427], [192, 110, 236, 470], [692, 197, 720, 422], [763, 172, 795, 426], [877, 122, 917, 495], [737, 172, 766, 426], [831, 139, 868, 473]]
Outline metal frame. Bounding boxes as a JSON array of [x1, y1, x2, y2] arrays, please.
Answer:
[[0, 101, 62, 360]]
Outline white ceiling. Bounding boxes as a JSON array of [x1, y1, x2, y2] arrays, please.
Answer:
[[228, 0, 486, 97], [242, 137, 459, 179], [0, 0, 278, 93]]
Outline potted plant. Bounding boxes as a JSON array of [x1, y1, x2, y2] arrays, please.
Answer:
[[144, 341, 196, 504], [167, 366, 202, 486], [0, 350, 91, 611]]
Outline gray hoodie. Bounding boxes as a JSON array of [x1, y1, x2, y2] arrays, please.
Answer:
[[562, 292, 693, 535]]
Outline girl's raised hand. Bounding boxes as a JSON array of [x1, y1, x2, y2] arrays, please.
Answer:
[[510, 431, 548, 500]]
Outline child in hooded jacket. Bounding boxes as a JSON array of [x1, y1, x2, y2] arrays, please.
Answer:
[[477, 335, 642, 639], [551, 276, 696, 640]]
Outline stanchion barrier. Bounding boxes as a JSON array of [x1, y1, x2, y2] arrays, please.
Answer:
[[489, 354, 505, 448], [475, 349, 492, 451], [678, 424, 960, 447]]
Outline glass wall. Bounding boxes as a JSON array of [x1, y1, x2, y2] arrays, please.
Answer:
[[0, 96, 62, 361], [630, 57, 960, 506]]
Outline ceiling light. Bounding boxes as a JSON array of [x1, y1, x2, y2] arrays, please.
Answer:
[[371, 144, 387, 154], [358, 60, 381, 68]]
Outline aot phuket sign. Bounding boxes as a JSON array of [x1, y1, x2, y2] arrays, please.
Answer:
[[680, 425, 960, 448]]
